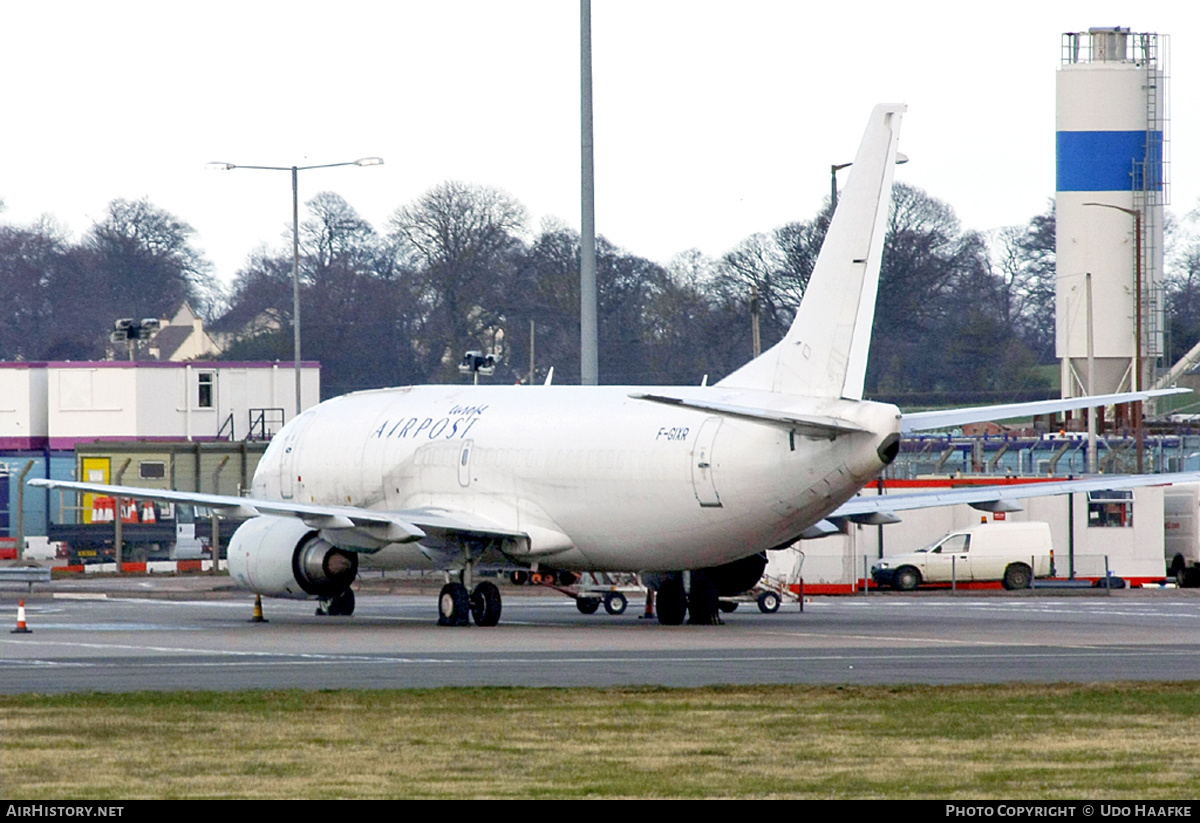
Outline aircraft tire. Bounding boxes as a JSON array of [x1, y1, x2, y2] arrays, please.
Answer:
[[327, 587, 355, 616], [438, 582, 471, 626], [470, 581, 503, 627], [656, 579, 687, 625], [687, 576, 722, 625]]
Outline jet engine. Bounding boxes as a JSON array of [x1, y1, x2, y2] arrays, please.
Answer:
[[227, 515, 358, 599], [641, 551, 768, 597], [701, 551, 768, 596]]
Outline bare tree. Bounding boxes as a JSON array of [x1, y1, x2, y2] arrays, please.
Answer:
[[1165, 202, 1200, 365], [0, 219, 61, 358], [388, 182, 529, 382], [991, 203, 1056, 363], [84, 197, 219, 320], [302, 192, 377, 282], [867, 183, 1027, 400]]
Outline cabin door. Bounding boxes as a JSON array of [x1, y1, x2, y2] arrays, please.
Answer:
[[690, 417, 723, 507], [278, 413, 314, 499]]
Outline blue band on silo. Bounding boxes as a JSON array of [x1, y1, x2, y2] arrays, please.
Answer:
[[1056, 130, 1163, 191]]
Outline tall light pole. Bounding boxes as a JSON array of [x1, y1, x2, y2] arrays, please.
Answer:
[[830, 162, 853, 210], [831, 154, 907, 210], [207, 157, 383, 417], [1083, 201, 1144, 473], [580, 0, 598, 385]]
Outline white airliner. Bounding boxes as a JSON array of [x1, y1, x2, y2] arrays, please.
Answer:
[[30, 104, 1189, 626]]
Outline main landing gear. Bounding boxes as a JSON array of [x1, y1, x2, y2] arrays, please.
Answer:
[[438, 580, 502, 627], [315, 587, 356, 617], [654, 573, 725, 626]]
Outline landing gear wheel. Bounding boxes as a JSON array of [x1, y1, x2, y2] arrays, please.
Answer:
[[438, 582, 471, 626], [1002, 563, 1032, 590], [326, 588, 355, 616], [719, 600, 739, 613], [756, 591, 781, 613], [470, 581, 502, 627], [510, 570, 530, 586], [656, 579, 687, 625], [604, 592, 628, 615], [688, 577, 722, 625], [576, 597, 600, 614]]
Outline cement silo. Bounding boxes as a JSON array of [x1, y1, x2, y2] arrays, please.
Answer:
[[1056, 27, 1167, 401]]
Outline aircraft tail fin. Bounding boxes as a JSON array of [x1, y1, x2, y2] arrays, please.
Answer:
[[717, 104, 905, 399]]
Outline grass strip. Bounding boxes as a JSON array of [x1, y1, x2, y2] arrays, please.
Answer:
[[3, 682, 1199, 799]]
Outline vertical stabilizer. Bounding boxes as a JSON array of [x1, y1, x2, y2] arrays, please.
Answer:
[[717, 104, 905, 399]]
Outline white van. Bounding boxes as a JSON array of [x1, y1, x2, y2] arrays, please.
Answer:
[[871, 521, 1054, 591]]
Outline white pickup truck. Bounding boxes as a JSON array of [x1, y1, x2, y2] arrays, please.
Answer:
[[871, 521, 1054, 591]]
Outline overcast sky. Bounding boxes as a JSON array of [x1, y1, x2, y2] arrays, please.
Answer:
[[2, 1, 1196, 285]]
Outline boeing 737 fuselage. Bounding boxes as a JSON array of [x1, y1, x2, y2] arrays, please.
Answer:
[[248, 385, 901, 570]]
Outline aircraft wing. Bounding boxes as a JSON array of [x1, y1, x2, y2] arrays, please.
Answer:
[[901, 388, 1187, 433], [26, 478, 529, 551], [829, 471, 1200, 522]]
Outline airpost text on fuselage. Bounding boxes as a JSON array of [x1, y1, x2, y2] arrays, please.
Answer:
[[368, 401, 696, 446], [371, 404, 488, 441]]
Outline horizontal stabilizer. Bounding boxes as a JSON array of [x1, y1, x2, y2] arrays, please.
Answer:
[[800, 520, 842, 539], [831, 471, 1200, 521], [842, 511, 902, 525], [901, 388, 1188, 433], [629, 393, 868, 439]]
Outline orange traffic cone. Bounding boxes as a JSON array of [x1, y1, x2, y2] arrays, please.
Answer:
[[141, 502, 156, 523], [97, 496, 116, 523], [11, 599, 31, 634], [249, 594, 267, 623]]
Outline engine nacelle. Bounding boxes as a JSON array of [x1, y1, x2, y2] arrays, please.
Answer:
[[703, 551, 768, 596], [640, 552, 768, 597], [227, 515, 358, 599]]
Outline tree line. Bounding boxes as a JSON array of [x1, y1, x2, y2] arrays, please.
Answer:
[[3, 183, 1197, 404]]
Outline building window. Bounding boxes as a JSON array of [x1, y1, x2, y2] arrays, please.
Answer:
[[198, 372, 214, 408], [1088, 489, 1133, 528], [139, 461, 166, 480]]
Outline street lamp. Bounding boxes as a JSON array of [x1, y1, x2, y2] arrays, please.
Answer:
[[1083, 201, 1145, 473], [830, 153, 908, 210], [206, 157, 384, 417], [110, 317, 161, 361], [458, 351, 499, 385]]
